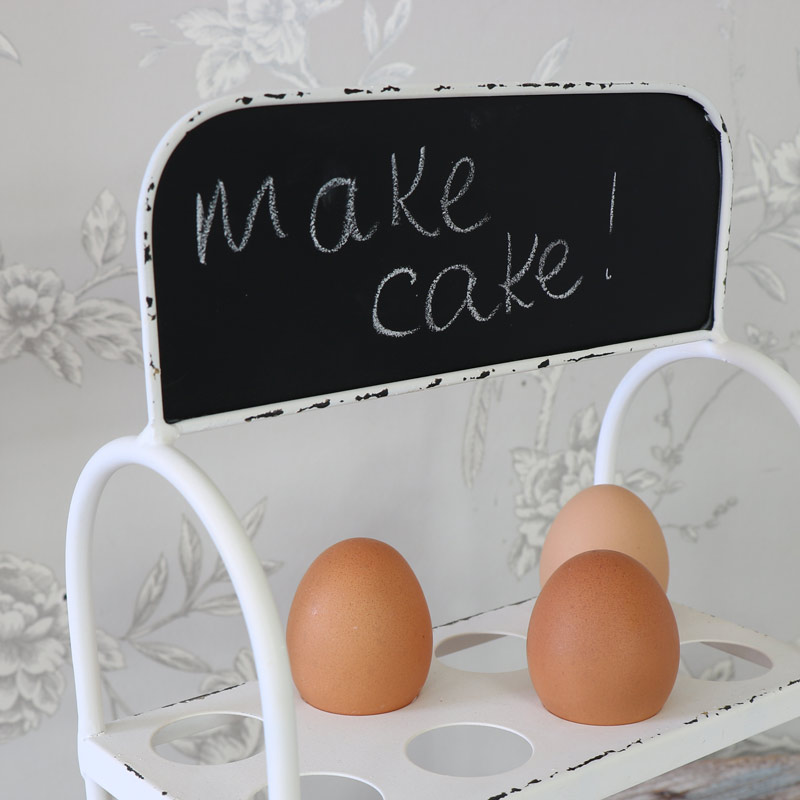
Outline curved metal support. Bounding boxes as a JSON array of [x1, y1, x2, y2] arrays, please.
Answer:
[[66, 434, 300, 800], [595, 338, 800, 485]]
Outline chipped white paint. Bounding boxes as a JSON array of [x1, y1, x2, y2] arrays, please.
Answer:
[[67, 82, 800, 800], [74, 599, 800, 799], [135, 81, 732, 436]]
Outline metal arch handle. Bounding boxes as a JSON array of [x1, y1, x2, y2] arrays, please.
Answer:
[[594, 338, 800, 485], [65, 434, 301, 800]]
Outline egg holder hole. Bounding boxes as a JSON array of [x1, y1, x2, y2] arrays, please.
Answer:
[[147, 634, 537, 786], [405, 722, 534, 777], [424, 632, 535, 777], [73, 596, 800, 800], [411, 624, 777, 782], [148, 711, 535, 790], [432, 629, 774, 684], [151, 712, 264, 765], [679, 640, 773, 682], [141, 621, 775, 789], [245, 774, 384, 800], [293, 774, 383, 800], [152, 713, 384, 799], [148, 645, 536, 782], [149, 632, 772, 782], [434, 632, 528, 673]]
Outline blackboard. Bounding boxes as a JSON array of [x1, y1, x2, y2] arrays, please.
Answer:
[[139, 84, 728, 428]]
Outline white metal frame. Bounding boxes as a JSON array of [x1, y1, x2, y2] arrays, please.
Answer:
[[66, 436, 301, 799], [66, 84, 800, 800], [136, 81, 731, 435], [595, 338, 800, 484]]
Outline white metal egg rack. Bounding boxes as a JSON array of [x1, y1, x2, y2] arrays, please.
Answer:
[[66, 84, 800, 800]]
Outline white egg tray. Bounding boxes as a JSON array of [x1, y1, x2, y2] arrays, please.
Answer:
[[80, 598, 800, 800]]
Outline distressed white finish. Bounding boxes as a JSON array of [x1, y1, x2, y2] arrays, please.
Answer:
[[66, 435, 301, 800], [8, 4, 800, 799], [72, 598, 800, 799], [136, 82, 731, 435], [64, 82, 800, 799]]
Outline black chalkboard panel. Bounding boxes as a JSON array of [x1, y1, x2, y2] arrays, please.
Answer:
[[141, 85, 726, 426]]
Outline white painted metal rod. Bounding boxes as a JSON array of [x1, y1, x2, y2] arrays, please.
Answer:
[[595, 338, 800, 485], [66, 434, 301, 800]]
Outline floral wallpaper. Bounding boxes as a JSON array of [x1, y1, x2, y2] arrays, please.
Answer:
[[4, 1, 800, 796], [136, 0, 415, 93], [0, 193, 139, 386], [0, 553, 69, 743]]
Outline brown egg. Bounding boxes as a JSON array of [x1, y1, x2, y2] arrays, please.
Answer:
[[527, 549, 679, 725], [286, 537, 432, 715], [539, 484, 669, 590]]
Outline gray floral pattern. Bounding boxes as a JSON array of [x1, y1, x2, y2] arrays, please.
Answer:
[[98, 499, 281, 765], [165, 649, 262, 765], [0, 554, 69, 743], [731, 128, 800, 303], [0, 496, 278, 768], [0, 29, 19, 64], [459, 25, 800, 758], [98, 500, 281, 724], [0, 190, 140, 385], [510, 399, 599, 578], [6, 2, 800, 794], [133, 0, 415, 95], [462, 53, 800, 580]]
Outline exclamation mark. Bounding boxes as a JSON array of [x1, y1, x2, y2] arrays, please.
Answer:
[[606, 171, 617, 280]]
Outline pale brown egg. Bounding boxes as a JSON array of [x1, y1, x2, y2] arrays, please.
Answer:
[[527, 549, 679, 725], [539, 484, 669, 590], [286, 537, 432, 715]]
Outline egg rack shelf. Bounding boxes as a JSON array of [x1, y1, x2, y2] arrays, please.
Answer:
[[78, 599, 800, 800], [65, 84, 800, 799]]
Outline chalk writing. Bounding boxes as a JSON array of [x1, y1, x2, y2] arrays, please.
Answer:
[[609, 171, 617, 234], [372, 268, 421, 338], [309, 177, 378, 253], [500, 232, 537, 312], [194, 147, 595, 339], [538, 239, 581, 300], [149, 89, 725, 425], [371, 230, 584, 338], [440, 156, 491, 234], [605, 171, 617, 280], [425, 264, 498, 332], [196, 177, 285, 265], [391, 146, 440, 237], [196, 146, 491, 262]]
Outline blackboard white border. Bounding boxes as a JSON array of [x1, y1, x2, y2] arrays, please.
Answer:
[[135, 82, 732, 437]]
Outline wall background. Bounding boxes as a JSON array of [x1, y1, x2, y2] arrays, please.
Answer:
[[4, 1, 800, 797]]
